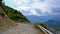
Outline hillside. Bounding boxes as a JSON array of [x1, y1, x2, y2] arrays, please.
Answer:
[[2, 3, 30, 22], [0, 6, 44, 34], [0, 5, 44, 34], [0, 6, 16, 30], [0, 1, 30, 30]]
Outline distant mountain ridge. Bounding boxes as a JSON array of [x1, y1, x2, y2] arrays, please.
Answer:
[[26, 15, 60, 22], [45, 19, 60, 31], [26, 15, 52, 22], [26, 15, 60, 31]]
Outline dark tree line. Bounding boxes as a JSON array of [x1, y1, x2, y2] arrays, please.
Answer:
[[0, 0, 2, 5]]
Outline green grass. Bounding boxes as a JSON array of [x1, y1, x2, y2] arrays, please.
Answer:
[[1, 3, 30, 23]]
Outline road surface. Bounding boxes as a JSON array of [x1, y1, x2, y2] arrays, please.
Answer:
[[0, 23, 44, 34]]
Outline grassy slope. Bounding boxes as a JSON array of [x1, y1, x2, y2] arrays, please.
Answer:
[[2, 3, 30, 23], [0, 2, 30, 30]]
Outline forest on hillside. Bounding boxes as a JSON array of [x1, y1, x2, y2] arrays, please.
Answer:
[[0, 0, 30, 22]]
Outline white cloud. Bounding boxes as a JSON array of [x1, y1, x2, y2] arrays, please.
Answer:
[[29, 9, 39, 16], [16, 6, 30, 11], [4, 0, 60, 16], [14, 0, 49, 16]]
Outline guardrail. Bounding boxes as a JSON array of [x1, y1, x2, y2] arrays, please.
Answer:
[[37, 25, 53, 34]]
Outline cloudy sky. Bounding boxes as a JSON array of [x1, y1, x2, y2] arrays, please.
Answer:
[[4, 0, 60, 16]]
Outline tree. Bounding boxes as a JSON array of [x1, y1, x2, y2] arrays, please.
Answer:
[[0, 0, 2, 2], [0, 0, 2, 5], [0, 0, 3, 7]]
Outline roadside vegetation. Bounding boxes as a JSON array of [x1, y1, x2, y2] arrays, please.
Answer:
[[0, 0, 30, 23], [33, 22, 49, 30], [0, 0, 30, 30], [32, 22, 48, 34]]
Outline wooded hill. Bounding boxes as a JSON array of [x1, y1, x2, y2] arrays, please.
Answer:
[[0, 0, 30, 30], [1, 3, 30, 22]]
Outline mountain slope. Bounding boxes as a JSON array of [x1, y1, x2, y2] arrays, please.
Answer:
[[2, 3, 30, 22], [0, 2, 30, 30], [0, 6, 16, 30]]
